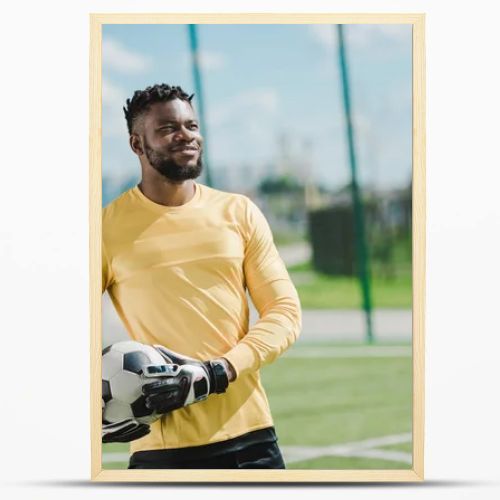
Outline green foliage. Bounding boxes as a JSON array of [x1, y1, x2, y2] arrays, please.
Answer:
[[259, 174, 303, 194]]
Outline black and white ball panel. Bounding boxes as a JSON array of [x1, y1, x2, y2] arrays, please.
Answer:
[[102, 340, 166, 424], [123, 351, 151, 375], [101, 348, 124, 381], [109, 370, 144, 404], [102, 379, 112, 403]]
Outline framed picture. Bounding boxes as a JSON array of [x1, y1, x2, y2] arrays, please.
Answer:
[[90, 12, 425, 482]]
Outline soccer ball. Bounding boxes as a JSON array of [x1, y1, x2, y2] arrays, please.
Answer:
[[102, 340, 166, 424]]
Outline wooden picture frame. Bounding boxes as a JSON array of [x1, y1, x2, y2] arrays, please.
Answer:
[[90, 12, 425, 482]]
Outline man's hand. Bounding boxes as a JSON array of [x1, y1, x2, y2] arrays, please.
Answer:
[[102, 419, 150, 443], [141, 345, 233, 415]]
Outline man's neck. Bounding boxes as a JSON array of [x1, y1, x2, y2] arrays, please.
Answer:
[[138, 178, 196, 207]]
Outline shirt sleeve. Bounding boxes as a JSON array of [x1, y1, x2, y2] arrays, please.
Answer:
[[224, 198, 302, 377]]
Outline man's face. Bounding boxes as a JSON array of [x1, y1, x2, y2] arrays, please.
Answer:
[[135, 99, 203, 182]]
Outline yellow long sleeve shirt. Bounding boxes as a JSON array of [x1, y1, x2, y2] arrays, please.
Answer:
[[102, 182, 302, 452]]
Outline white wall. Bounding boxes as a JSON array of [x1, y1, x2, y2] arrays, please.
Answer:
[[1, 1, 499, 499]]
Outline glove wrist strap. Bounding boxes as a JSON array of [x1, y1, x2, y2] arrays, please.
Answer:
[[206, 360, 229, 394]]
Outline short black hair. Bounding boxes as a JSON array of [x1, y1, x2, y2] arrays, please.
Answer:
[[123, 84, 194, 135]]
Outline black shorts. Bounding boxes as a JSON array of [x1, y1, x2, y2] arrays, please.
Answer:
[[128, 427, 286, 469]]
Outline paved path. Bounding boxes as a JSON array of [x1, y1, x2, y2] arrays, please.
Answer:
[[277, 242, 311, 267], [102, 293, 411, 346], [298, 308, 411, 342]]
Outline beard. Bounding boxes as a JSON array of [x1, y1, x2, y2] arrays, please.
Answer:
[[144, 142, 203, 182]]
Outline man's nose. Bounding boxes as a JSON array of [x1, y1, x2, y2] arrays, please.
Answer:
[[174, 126, 196, 141]]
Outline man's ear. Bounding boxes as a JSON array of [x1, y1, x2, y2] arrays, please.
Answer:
[[129, 134, 144, 156]]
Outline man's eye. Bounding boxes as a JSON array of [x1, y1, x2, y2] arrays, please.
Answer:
[[161, 126, 175, 132], [189, 124, 199, 130]]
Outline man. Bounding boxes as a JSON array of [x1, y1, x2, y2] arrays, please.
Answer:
[[102, 84, 302, 469]]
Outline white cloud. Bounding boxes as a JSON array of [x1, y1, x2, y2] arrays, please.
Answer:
[[102, 78, 129, 138], [103, 38, 152, 74], [208, 88, 278, 127], [309, 24, 411, 51], [309, 25, 337, 50], [205, 88, 280, 167], [346, 24, 411, 48], [182, 50, 227, 72], [247, 88, 278, 111], [195, 50, 226, 71], [102, 78, 127, 107], [373, 24, 411, 41]]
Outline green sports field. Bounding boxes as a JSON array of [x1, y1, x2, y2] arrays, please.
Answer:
[[102, 342, 413, 470]]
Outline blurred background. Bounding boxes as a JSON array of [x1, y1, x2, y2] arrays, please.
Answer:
[[101, 23, 413, 470]]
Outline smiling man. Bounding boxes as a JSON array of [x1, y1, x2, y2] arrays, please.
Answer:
[[101, 84, 302, 469]]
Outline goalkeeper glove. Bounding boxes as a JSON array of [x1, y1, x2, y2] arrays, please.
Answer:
[[102, 418, 151, 443], [141, 345, 232, 415]]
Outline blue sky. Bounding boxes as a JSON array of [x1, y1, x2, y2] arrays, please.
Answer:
[[102, 23, 412, 192]]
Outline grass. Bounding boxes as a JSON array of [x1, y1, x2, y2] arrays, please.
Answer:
[[102, 343, 412, 470], [380, 441, 413, 453], [284, 232, 412, 309], [289, 456, 409, 469], [262, 354, 412, 447], [273, 230, 307, 246], [288, 261, 412, 309]]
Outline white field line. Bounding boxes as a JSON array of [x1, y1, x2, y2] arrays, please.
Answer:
[[102, 433, 412, 465], [281, 433, 413, 465], [284, 346, 412, 358]]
